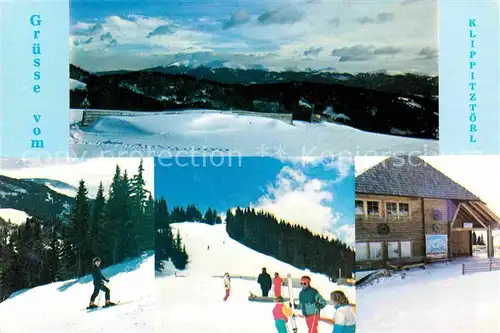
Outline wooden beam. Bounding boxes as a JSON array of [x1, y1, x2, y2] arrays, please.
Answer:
[[473, 202, 500, 226], [467, 202, 494, 228], [461, 203, 488, 229], [450, 203, 462, 229]]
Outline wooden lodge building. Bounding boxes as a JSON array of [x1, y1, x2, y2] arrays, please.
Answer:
[[355, 156, 500, 271]]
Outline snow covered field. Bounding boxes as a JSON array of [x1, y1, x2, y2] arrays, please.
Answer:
[[356, 259, 500, 333], [0, 208, 31, 225], [0, 253, 155, 333], [157, 222, 355, 333], [70, 109, 437, 158]]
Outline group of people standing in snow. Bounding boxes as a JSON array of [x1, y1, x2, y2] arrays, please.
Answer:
[[222, 268, 356, 332]]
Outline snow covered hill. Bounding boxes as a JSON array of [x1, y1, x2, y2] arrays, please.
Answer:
[[70, 78, 87, 91], [0, 253, 155, 333], [357, 260, 500, 332], [24, 178, 78, 197], [0, 208, 30, 225], [157, 222, 355, 333], [70, 109, 437, 157]]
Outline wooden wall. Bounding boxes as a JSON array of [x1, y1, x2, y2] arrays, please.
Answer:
[[356, 194, 453, 269]]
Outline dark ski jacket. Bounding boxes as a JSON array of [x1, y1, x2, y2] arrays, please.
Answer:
[[298, 286, 327, 317], [257, 272, 272, 289], [92, 266, 108, 286]]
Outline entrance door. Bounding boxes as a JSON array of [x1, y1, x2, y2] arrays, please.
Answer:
[[451, 230, 472, 257]]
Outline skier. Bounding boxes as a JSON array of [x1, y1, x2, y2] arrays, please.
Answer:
[[295, 276, 327, 333], [257, 267, 272, 297], [330, 291, 356, 333], [223, 272, 231, 301], [273, 272, 284, 297], [272, 296, 293, 333], [88, 257, 115, 309]]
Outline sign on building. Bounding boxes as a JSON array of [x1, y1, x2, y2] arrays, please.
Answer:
[[425, 234, 448, 259]]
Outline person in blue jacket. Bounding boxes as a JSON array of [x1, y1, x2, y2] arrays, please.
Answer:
[[87, 257, 115, 309], [296, 276, 327, 333], [330, 290, 356, 333]]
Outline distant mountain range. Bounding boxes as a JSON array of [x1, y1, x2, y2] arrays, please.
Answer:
[[70, 64, 438, 139], [0, 176, 75, 224]]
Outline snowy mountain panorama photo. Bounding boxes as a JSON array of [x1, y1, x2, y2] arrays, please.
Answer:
[[353, 155, 500, 333], [155, 156, 356, 332], [0, 158, 156, 333], [69, 0, 438, 158]]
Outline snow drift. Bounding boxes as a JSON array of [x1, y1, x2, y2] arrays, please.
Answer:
[[357, 259, 500, 332], [70, 109, 437, 157]]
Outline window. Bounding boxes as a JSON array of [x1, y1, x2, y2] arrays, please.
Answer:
[[387, 241, 413, 259], [386, 202, 398, 217], [355, 200, 364, 216], [400, 241, 412, 258], [367, 201, 380, 216], [388, 242, 400, 258], [385, 202, 410, 218], [399, 203, 410, 216], [369, 242, 383, 260], [355, 243, 368, 261]]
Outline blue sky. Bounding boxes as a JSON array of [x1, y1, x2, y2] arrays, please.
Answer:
[[70, 0, 438, 75], [155, 156, 355, 246]]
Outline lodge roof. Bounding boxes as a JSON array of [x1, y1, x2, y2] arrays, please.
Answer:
[[355, 155, 481, 201]]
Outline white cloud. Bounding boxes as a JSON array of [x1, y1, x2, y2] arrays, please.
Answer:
[[71, 0, 438, 74], [277, 155, 353, 183], [0, 158, 154, 198], [248, 166, 351, 245], [336, 224, 355, 247]]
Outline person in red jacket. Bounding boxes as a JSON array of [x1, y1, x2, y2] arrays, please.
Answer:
[[273, 272, 284, 297]]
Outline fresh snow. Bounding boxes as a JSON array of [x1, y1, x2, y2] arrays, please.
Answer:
[[158, 222, 355, 333], [0, 253, 155, 333], [0, 208, 30, 225], [398, 97, 421, 108], [70, 79, 87, 91], [323, 106, 350, 121], [43, 183, 78, 198], [357, 259, 500, 333], [70, 109, 437, 157]]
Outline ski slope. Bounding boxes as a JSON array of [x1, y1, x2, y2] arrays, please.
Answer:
[[158, 222, 355, 333], [357, 260, 500, 333], [0, 253, 155, 333], [70, 110, 437, 157], [0, 208, 30, 225]]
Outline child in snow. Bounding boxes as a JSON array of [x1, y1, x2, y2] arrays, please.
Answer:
[[223, 272, 231, 301], [330, 291, 356, 333], [273, 296, 293, 333], [88, 257, 115, 309], [273, 272, 284, 297]]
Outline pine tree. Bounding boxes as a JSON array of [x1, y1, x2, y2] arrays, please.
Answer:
[[90, 182, 106, 258], [105, 165, 123, 264], [68, 180, 91, 277]]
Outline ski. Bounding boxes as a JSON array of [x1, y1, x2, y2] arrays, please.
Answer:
[[83, 301, 133, 311], [287, 273, 298, 333]]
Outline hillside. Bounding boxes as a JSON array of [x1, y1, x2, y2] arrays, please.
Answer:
[[70, 64, 438, 139], [158, 222, 355, 333], [0, 253, 154, 333], [156, 222, 356, 333], [0, 175, 75, 222]]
